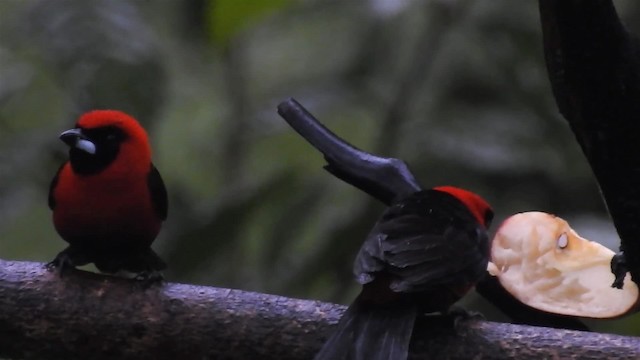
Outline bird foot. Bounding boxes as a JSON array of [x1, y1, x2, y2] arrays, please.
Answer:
[[132, 270, 165, 289], [611, 251, 628, 289], [45, 251, 76, 277], [447, 306, 484, 331], [447, 305, 484, 320], [134, 270, 164, 282]]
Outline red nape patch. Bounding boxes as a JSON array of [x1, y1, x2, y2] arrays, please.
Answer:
[[433, 186, 492, 227]]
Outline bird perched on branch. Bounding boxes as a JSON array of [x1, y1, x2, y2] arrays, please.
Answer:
[[278, 98, 493, 360], [48, 110, 167, 280]]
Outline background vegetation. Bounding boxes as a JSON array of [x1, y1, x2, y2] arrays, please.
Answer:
[[0, 0, 637, 336]]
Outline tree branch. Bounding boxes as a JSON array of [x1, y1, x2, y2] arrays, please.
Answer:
[[277, 98, 422, 205], [0, 259, 638, 360]]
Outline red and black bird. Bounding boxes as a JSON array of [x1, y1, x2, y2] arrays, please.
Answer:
[[316, 186, 492, 359], [277, 99, 493, 360], [48, 110, 167, 278]]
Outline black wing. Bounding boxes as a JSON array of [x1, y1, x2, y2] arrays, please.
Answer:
[[354, 190, 489, 294], [147, 163, 168, 220], [48, 163, 66, 210], [277, 98, 422, 206]]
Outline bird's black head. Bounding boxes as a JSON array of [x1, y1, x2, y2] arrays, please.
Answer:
[[60, 125, 128, 175]]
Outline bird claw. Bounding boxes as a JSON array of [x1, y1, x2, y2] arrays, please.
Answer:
[[134, 270, 163, 281], [446, 306, 484, 332], [447, 306, 484, 321], [611, 251, 628, 289], [133, 270, 164, 288], [45, 261, 59, 273], [45, 253, 74, 277]]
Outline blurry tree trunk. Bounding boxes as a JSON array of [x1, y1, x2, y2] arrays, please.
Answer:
[[0, 260, 639, 360]]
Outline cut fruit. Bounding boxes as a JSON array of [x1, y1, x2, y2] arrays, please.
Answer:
[[488, 211, 639, 318]]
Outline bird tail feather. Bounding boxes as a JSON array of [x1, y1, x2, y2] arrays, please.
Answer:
[[314, 297, 417, 360]]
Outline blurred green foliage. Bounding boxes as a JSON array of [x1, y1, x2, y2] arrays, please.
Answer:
[[209, 0, 294, 48], [1, 0, 639, 336]]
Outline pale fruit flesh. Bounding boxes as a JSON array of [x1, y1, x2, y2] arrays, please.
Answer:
[[488, 211, 639, 319]]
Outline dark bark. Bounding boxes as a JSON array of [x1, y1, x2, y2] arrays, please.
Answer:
[[0, 259, 638, 360], [539, 0, 640, 284], [0, 259, 330, 360]]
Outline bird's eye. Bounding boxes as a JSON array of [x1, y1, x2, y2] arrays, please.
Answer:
[[101, 127, 126, 143], [557, 233, 569, 249], [83, 126, 125, 144]]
